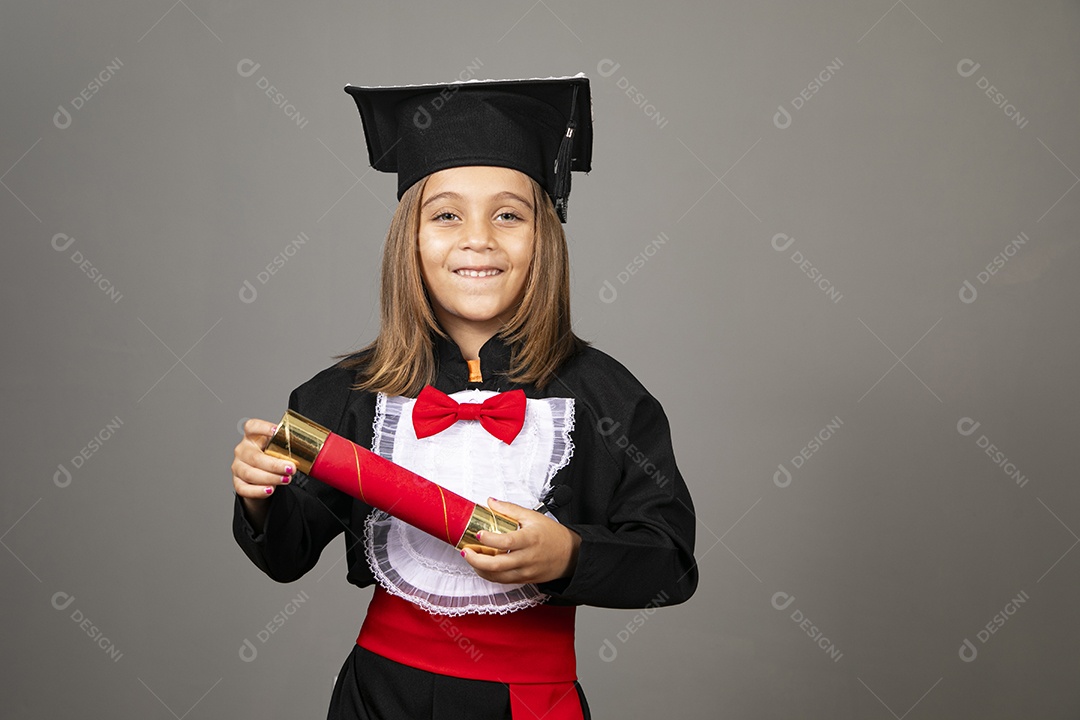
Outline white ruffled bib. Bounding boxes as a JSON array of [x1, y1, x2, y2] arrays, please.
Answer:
[[364, 389, 575, 615]]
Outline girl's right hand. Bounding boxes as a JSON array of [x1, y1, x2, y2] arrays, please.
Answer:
[[232, 418, 295, 501]]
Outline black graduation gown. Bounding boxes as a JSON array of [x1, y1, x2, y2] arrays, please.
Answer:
[[232, 332, 698, 717]]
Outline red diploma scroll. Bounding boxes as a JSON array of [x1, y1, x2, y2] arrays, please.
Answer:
[[264, 409, 517, 555]]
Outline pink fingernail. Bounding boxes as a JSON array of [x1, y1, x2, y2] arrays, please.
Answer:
[[284, 465, 294, 476], [280, 476, 291, 484], [475, 531, 482, 542], [264, 487, 274, 495], [460, 550, 466, 557]]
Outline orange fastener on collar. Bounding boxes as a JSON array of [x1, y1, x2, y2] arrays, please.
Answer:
[[467, 358, 483, 382]]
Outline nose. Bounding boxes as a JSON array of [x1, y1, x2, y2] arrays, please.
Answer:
[[459, 215, 497, 252]]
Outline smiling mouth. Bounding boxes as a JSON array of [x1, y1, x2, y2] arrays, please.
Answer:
[[454, 268, 504, 278]]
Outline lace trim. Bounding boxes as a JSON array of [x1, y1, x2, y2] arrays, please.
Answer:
[[547, 398, 575, 486], [364, 510, 546, 616], [370, 392, 402, 463]]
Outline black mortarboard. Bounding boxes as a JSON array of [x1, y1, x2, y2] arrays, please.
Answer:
[[344, 75, 592, 222]]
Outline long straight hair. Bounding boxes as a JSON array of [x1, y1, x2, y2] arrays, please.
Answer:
[[334, 173, 587, 396]]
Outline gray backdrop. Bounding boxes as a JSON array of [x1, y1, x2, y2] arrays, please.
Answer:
[[3, 1, 1078, 718]]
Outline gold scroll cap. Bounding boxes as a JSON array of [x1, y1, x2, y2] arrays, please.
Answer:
[[264, 409, 330, 475], [457, 504, 520, 556]]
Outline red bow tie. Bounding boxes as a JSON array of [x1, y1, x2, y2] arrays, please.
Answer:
[[412, 386, 527, 445]]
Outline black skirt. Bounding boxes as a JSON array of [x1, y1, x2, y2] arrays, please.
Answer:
[[327, 645, 591, 720]]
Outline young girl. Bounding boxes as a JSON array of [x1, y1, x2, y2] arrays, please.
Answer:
[[231, 75, 697, 720]]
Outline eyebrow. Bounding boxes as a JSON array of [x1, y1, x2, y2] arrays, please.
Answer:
[[421, 190, 533, 211]]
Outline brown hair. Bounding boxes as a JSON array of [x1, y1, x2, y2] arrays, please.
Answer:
[[334, 173, 587, 395]]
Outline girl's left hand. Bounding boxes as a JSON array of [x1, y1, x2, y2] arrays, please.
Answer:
[[462, 498, 581, 585]]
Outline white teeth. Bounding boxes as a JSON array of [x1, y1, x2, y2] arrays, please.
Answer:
[[456, 269, 502, 277]]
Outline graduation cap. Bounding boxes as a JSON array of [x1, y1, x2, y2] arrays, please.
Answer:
[[343, 75, 592, 222]]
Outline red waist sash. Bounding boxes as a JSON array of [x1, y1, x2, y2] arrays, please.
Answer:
[[357, 587, 583, 719]]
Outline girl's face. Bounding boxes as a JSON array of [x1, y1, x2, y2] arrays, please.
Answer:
[[417, 165, 535, 338]]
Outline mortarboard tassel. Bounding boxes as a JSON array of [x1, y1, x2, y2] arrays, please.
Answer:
[[551, 84, 579, 222]]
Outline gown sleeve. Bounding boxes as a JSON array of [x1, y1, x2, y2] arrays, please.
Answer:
[[536, 373, 698, 610], [232, 368, 356, 583]]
